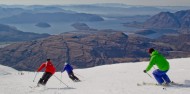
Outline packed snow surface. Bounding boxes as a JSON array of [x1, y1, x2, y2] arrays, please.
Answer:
[[0, 58, 190, 94]]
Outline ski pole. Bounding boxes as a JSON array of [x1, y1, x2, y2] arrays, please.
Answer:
[[60, 72, 63, 84], [53, 75, 69, 87], [33, 72, 38, 82], [146, 72, 153, 78]]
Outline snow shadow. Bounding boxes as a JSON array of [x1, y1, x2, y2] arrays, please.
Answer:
[[176, 84, 190, 88], [172, 80, 190, 88], [47, 87, 76, 90], [184, 80, 190, 84], [183, 80, 190, 87]]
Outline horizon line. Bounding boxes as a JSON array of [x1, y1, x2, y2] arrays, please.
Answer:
[[0, 3, 190, 7]]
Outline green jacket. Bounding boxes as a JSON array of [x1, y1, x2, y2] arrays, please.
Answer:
[[146, 50, 170, 72]]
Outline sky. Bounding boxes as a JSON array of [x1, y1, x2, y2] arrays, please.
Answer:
[[0, 0, 190, 6]]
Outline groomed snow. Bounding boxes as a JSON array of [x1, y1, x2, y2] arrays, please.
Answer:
[[0, 58, 190, 94]]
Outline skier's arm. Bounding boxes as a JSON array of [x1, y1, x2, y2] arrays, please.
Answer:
[[61, 67, 66, 73], [146, 57, 155, 72], [37, 63, 45, 72]]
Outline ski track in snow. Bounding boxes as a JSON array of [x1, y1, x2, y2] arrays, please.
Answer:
[[0, 58, 190, 94]]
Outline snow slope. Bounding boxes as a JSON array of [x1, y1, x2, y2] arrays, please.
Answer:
[[0, 65, 17, 75], [0, 58, 190, 94]]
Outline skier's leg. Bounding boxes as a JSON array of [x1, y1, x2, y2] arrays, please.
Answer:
[[155, 70, 171, 84], [38, 78, 43, 86], [152, 69, 164, 84], [38, 72, 48, 86], [70, 71, 79, 81], [162, 73, 171, 84], [43, 72, 53, 85], [73, 75, 79, 81], [68, 73, 75, 81]]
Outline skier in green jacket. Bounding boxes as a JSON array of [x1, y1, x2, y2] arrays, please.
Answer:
[[144, 48, 171, 85]]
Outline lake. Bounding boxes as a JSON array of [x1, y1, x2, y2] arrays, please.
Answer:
[[8, 19, 141, 35]]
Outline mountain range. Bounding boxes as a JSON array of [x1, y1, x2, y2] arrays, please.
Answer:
[[0, 30, 190, 71], [143, 10, 190, 33], [0, 12, 104, 23], [0, 4, 190, 71], [61, 4, 172, 17], [1, 4, 189, 19]]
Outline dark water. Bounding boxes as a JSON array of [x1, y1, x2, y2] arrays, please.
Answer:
[[7, 18, 177, 39], [8, 19, 141, 35]]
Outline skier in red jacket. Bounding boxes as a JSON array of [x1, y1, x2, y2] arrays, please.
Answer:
[[37, 59, 56, 86]]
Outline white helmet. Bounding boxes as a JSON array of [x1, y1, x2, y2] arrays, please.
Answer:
[[64, 62, 68, 65]]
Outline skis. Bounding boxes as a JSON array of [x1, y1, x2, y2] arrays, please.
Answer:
[[137, 82, 158, 86], [29, 85, 37, 88], [29, 85, 45, 90], [28, 85, 47, 93], [137, 81, 185, 90], [73, 80, 81, 82], [137, 82, 167, 90]]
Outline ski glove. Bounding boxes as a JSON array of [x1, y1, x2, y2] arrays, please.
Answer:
[[143, 70, 147, 73]]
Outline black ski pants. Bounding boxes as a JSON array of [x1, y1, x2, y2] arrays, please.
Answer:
[[68, 71, 79, 81], [38, 72, 52, 85]]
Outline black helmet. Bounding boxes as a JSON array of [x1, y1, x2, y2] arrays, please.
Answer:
[[148, 48, 154, 54]]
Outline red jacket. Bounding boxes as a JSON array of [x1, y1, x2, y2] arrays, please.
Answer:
[[37, 61, 56, 74]]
